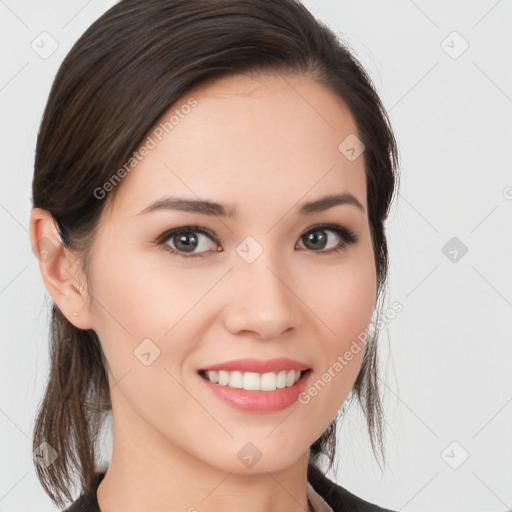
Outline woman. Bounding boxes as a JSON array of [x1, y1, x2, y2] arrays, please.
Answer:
[[29, 0, 400, 510]]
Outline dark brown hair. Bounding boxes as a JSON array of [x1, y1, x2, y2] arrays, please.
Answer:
[[31, 0, 400, 506]]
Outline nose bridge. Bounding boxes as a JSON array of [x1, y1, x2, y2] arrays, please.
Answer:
[[225, 243, 298, 338]]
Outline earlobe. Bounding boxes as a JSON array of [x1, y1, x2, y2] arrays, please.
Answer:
[[29, 207, 94, 330]]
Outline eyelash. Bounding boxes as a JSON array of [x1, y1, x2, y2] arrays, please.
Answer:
[[154, 223, 359, 259]]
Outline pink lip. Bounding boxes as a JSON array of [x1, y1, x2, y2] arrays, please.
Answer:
[[199, 369, 312, 413], [200, 358, 310, 373]]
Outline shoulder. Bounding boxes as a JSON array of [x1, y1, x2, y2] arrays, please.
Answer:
[[61, 472, 105, 512], [307, 463, 394, 512]]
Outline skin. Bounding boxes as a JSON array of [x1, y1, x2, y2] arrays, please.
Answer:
[[30, 72, 377, 512]]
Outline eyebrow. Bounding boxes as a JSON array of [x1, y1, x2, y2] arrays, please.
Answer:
[[137, 193, 364, 217]]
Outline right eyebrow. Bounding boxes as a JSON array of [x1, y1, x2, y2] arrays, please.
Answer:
[[137, 197, 237, 218], [297, 193, 365, 215]]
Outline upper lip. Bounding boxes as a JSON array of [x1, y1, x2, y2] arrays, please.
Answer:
[[200, 358, 310, 373]]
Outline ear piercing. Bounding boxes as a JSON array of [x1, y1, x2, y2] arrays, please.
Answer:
[[73, 312, 79, 317]]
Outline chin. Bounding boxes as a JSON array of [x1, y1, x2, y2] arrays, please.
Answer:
[[196, 434, 311, 475]]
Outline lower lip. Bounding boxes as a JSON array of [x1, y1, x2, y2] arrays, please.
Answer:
[[199, 371, 311, 413]]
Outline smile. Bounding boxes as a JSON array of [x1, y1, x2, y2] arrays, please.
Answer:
[[197, 367, 313, 413]]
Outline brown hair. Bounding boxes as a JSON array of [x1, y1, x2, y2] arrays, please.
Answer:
[[31, 0, 400, 506]]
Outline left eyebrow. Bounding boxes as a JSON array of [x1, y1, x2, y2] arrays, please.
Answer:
[[137, 192, 365, 217], [298, 193, 365, 215]]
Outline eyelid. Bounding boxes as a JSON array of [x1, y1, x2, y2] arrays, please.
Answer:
[[153, 225, 218, 245], [297, 222, 359, 250]]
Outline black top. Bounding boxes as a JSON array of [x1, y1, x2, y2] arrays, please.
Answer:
[[63, 463, 393, 512]]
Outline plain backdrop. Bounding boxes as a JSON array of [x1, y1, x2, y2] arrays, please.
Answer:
[[1, 1, 511, 511]]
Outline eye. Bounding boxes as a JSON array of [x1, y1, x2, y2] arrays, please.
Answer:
[[154, 223, 358, 259], [296, 223, 358, 253], [155, 226, 221, 258]]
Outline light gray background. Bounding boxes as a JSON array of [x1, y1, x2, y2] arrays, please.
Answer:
[[1, 1, 511, 511]]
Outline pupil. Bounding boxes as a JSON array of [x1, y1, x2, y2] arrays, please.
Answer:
[[175, 232, 198, 252], [305, 230, 326, 250]]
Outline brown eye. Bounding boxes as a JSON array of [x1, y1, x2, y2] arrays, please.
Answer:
[[157, 226, 221, 258], [172, 231, 199, 253], [297, 224, 358, 253], [301, 229, 330, 250]]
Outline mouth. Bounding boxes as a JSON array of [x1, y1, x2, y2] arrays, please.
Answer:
[[197, 368, 312, 392]]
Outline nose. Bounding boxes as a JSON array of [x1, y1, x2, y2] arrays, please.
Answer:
[[222, 255, 300, 340]]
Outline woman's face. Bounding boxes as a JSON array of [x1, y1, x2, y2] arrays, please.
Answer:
[[85, 72, 377, 473]]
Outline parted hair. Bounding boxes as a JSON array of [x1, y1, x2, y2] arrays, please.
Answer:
[[31, 0, 399, 506]]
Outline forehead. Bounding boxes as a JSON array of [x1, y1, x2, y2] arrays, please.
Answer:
[[109, 72, 366, 219]]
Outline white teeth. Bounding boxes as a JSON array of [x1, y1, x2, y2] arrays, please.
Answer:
[[204, 369, 303, 391], [276, 370, 287, 389], [260, 372, 276, 391], [229, 371, 243, 388]]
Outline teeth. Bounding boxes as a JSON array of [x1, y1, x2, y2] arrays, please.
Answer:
[[204, 369, 303, 391]]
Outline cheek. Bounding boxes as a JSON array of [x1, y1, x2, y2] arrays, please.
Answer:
[[90, 248, 209, 338], [300, 249, 377, 419], [87, 248, 227, 402], [86, 250, 175, 383], [87, 252, 204, 425], [312, 248, 377, 347]]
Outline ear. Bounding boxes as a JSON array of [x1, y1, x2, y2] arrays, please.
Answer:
[[29, 207, 94, 330]]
